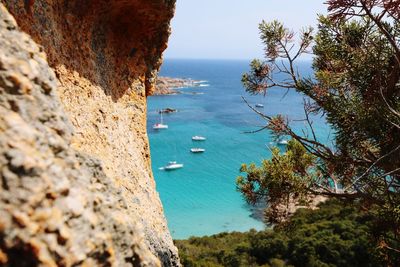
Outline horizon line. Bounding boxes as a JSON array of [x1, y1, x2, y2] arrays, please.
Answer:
[[163, 57, 314, 62]]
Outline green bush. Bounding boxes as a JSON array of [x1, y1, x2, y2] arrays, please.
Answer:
[[175, 200, 383, 267]]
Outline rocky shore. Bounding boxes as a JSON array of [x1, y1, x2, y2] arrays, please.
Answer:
[[154, 77, 205, 95]]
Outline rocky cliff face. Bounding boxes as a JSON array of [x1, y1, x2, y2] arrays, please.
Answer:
[[0, 1, 179, 266]]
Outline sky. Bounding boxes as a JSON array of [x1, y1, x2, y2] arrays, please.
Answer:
[[164, 0, 327, 60]]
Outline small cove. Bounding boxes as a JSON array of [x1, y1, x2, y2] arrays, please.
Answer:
[[147, 59, 331, 239]]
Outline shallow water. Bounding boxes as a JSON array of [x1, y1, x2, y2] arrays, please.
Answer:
[[147, 59, 330, 239]]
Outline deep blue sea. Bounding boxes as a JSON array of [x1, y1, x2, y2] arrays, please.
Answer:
[[147, 59, 330, 239]]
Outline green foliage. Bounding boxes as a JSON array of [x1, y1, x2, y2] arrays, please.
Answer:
[[175, 200, 383, 267], [237, 140, 317, 223], [241, 60, 269, 95], [240, 1, 400, 262]]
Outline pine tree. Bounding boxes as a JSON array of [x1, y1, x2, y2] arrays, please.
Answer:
[[238, 0, 400, 262]]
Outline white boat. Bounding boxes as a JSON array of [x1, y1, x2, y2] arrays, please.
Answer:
[[255, 104, 264, 108], [190, 148, 205, 153], [192, 135, 206, 141], [153, 113, 168, 130], [277, 139, 289, 145], [163, 161, 183, 170], [153, 123, 168, 129]]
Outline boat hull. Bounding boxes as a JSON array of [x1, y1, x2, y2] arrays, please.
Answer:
[[192, 136, 206, 141], [153, 124, 168, 129], [190, 149, 205, 153], [164, 164, 183, 170]]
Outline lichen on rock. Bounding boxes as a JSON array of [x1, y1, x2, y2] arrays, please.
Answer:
[[0, 1, 179, 266]]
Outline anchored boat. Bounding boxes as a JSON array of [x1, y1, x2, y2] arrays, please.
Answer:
[[277, 138, 289, 145], [163, 161, 183, 170], [153, 112, 168, 129], [192, 135, 206, 141], [190, 148, 205, 153]]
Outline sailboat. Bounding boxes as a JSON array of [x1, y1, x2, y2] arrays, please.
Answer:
[[153, 112, 168, 130]]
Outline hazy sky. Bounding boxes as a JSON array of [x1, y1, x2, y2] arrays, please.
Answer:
[[164, 0, 327, 60]]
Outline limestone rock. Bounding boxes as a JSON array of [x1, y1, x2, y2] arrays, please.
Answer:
[[0, 1, 179, 266], [154, 77, 202, 95]]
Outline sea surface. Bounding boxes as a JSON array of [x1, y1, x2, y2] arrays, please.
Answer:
[[147, 59, 331, 239]]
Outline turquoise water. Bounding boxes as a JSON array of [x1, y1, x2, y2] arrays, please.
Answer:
[[147, 59, 330, 239]]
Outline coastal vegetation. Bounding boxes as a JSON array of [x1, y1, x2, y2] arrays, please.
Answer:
[[175, 200, 383, 267], [237, 0, 400, 264]]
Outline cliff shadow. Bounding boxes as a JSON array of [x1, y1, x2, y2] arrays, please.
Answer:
[[4, 0, 174, 102]]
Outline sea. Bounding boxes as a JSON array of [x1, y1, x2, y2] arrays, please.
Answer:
[[147, 59, 331, 239]]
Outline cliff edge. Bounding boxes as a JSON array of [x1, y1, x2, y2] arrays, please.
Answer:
[[0, 1, 179, 266]]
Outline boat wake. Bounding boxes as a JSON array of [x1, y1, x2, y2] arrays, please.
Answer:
[[193, 80, 208, 84]]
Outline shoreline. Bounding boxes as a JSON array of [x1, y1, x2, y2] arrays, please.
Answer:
[[154, 76, 208, 95]]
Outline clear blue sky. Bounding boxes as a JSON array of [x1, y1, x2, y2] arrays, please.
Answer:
[[164, 0, 327, 60]]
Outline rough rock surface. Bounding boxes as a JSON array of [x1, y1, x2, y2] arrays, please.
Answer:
[[154, 77, 201, 95], [0, 1, 179, 266]]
